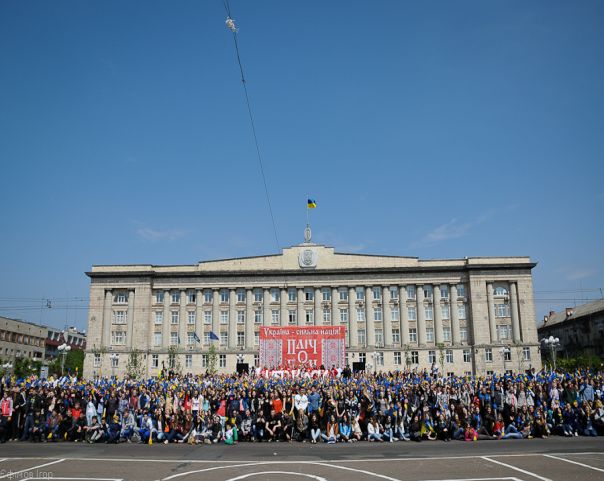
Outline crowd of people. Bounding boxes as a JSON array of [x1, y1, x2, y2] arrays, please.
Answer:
[[1, 366, 603, 445]]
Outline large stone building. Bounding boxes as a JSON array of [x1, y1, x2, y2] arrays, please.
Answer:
[[0, 315, 47, 362], [83, 238, 541, 378]]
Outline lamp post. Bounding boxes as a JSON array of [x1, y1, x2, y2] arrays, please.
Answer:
[[500, 346, 511, 373], [1, 361, 13, 377], [109, 353, 119, 378], [371, 352, 379, 373], [57, 343, 71, 376], [541, 336, 560, 371]]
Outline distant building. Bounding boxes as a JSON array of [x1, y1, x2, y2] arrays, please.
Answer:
[[0, 315, 47, 361], [538, 299, 604, 358], [45, 326, 87, 360]]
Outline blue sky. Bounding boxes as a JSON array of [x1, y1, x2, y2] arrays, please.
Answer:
[[1, 1, 603, 331]]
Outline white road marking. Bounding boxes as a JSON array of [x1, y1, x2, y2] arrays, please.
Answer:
[[543, 454, 604, 473], [22, 478, 122, 481], [225, 472, 328, 481], [481, 456, 552, 481], [313, 462, 402, 481], [0, 459, 66, 480]]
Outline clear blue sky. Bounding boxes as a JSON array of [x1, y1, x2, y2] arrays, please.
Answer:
[[1, 1, 603, 331]]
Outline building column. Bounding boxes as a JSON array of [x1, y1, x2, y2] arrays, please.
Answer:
[[383, 286, 393, 347], [365, 287, 375, 348], [487, 283, 497, 343], [331, 287, 338, 326], [126, 289, 135, 348], [314, 287, 322, 326], [103, 289, 113, 348], [450, 284, 461, 345], [195, 290, 203, 345], [348, 287, 358, 348], [434, 285, 443, 345], [263, 289, 271, 326], [228, 289, 237, 348], [162, 290, 170, 348], [510, 282, 522, 343], [400, 286, 410, 346], [212, 290, 220, 341], [417, 285, 426, 346], [280, 288, 288, 327], [245, 289, 254, 349], [297, 288, 304, 326], [179, 290, 187, 350]]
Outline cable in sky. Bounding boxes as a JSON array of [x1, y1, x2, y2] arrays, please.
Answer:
[[222, 0, 281, 252]]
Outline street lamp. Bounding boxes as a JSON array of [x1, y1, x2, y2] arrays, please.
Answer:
[[541, 336, 560, 371], [500, 346, 511, 373], [57, 343, 71, 375], [109, 353, 119, 378], [1, 362, 13, 376]]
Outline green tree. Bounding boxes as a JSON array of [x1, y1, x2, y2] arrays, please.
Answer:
[[126, 348, 145, 379], [49, 349, 84, 377]]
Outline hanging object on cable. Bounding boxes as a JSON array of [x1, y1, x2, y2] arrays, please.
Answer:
[[226, 16, 238, 33]]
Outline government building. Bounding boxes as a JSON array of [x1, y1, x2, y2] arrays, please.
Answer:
[[83, 236, 542, 378]]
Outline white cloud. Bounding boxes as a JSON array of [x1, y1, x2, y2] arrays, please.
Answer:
[[414, 211, 493, 247], [136, 227, 186, 242], [566, 269, 597, 281]]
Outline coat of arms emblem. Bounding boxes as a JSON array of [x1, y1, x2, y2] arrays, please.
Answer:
[[298, 249, 317, 268]]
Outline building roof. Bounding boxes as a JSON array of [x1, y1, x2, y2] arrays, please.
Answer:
[[541, 299, 604, 328]]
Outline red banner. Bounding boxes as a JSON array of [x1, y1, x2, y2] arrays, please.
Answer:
[[259, 326, 346, 369]]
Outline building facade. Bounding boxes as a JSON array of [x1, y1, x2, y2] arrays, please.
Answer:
[[0, 316, 47, 362], [538, 300, 604, 359], [83, 241, 541, 378], [46, 326, 87, 360]]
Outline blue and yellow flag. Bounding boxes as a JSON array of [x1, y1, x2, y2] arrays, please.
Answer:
[[307, 198, 317, 208]]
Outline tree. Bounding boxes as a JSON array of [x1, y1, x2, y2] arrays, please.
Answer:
[[207, 344, 218, 374], [48, 349, 84, 377], [167, 345, 181, 374], [126, 348, 145, 379], [13, 357, 42, 378]]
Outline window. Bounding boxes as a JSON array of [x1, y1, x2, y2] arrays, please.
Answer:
[[171, 311, 179, 324], [305, 309, 314, 325], [458, 304, 467, 320], [407, 285, 416, 300], [358, 352, 366, 363], [424, 306, 433, 320], [446, 350, 453, 363], [523, 347, 531, 361], [220, 332, 228, 346], [463, 349, 471, 363], [202, 354, 209, 367], [219, 354, 226, 368], [304, 288, 314, 301], [391, 308, 399, 321], [288, 289, 297, 302], [237, 332, 245, 347], [187, 332, 195, 345], [408, 306, 417, 321], [93, 354, 101, 367], [426, 327, 434, 342], [220, 290, 229, 303], [111, 331, 125, 345], [494, 286, 508, 297], [486, 370, 494, 376], [457, 284, 466, 298], [357, 329, 366, 346], [390, 287, 399, 299], [339, 308, 348, 323], [323, 309, 331, 324], [339, 288, 348, 301], [203, 311, 212, 325], [254, 354, 260, 367], [496, 304, 510, 317], [394, 351, 402, 365], [220, 311, 228, 324], [485, 348, 493, 362], [236, 289, 246, 302], [112, 310, 127, 324], [170, 332, 179, 346], [460, 327, 468, 341], [151, 354, 159, 368], [154, 332, 162, 346], [254, 289, 263, 302], [392, 329, 400, 344], [441, 305, 450, 319], [322, 288, 331, 301], [154, 311, 163, 325], [115, 292, 127, 303], [254, 310, 262, 324], [111, 354, 119, 368], [254, 332, 260, 346], [409, 328, 417, 343], [356, 287, 365, 300], [187, 311, 196, 325], [375, 329, 383, 346], [271, 310, 280, 325], [373, 287, 381, 300], [428, 350, 436, 364], [411, 351, 419, 364], [155, 291, 164, 304], [188, 291, 196, 304], [288, 310, 297, 324], [503, 349, 512, 361], [440, 285, 449, 299], [171, 291, 180, 304], [498, 324, 510, 340], [374, 308, 382, 321], [375, 352, 384, 366], [184, 354, 192, 369], [203, 333, 210, 345], [443, 326, 451, 342], [204, 290, 213, 303], [423, 285, 433, 299], [356, 308, 365, 322], [271, 288, 280, 302]]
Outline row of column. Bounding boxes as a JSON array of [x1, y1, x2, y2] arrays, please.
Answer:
[[486, 282, 522, 343]]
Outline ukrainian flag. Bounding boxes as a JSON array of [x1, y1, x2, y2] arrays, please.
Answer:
[[307, 198, 317, 208]]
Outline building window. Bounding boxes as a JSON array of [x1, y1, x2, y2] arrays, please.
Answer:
[[375, 352, 384, 366], [356, 308, 365, 322], [220, 332, 228, 346], [219, 354, 226, 368], [112, 311, 127, 324], [408, 306, 417, 321], [170, 332, 178, 346], [185, 354, 192, 369], [187, 332, 195, 345], [374, 308, 382, 321], [154, 311, 163, 325], [204, 290, 213, 303], [202, 354, 209, 368], [151, 354, 159, 368], [485, 348, 493, 362], [305, 309, 314, 325], [271, 310, 280, 325], [286, 288, 296, 302], [254, 332, 260, 346], [188, 292, 196, 304], [220, 311, 228, 324], [457, 284, 466, 298], [373, 287, 381, 300], [93, 354, 101, 368], [394, 351, 402, 365], [357, 329, 366, 346], [254, 310, 263, 324], [171, 311, 179, 324], [171, 292, 180, 304], [323, 309, 331, 324], [411, 351, 419, 364], [339, 308, 348, 323], [254, 289, 263, 302], [114, 292, 127, 303], [498, 324, 510, 340], [446, 349, 453, 363], [375, 329, 383, 346], [460, 327, 468, 341], [339, 288, 348, 301], [407, 285, 416, 300], [426, 327, 434, 342], [254, 354, 260, 367], [111, 331, 125, 345], [236, 289, 246, 302], [391, 308, 399, 321], [496, 304, 511, 318], [409, 328, 417, 343], [494, 286, 509, 297], [237, 332, 245, 347], [441, 305, 450, 319], [154, 332, 162, 346], [503, 349, 512, 361], [523, 347, 531, 361], [356, 287, 365, 300], [390, 287, 399, 299], [440, 285, 449, 299], [203, 311, 212, 325], [304, 288, 314, 301], [203, 333, 210, 346], [423, 285, 433, 299], [424, 306, 433, 320], [428, 350, 436, 364], [220, 290, 229, 303], [463, 349, 471, 363], [187, 311, 196, 325], [271, 288, 280, 302], [111, 354, 119, 368], [443, 327, 451, 342], [392, 329, 400, 344], [322, 288, 331, 301], [458, 304, 467, 320], [288, 310, 297, 324], [155, 291, 164, 304]]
